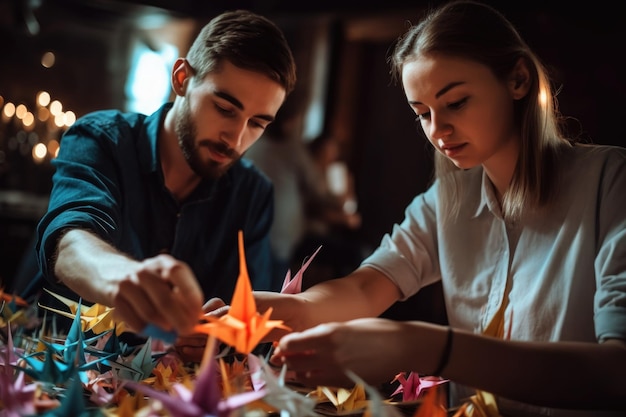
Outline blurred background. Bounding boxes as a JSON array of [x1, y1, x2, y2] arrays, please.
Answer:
[[1, 0, 625, 289]]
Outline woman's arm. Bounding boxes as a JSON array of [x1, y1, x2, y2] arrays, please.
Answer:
[[255, 266, 403, 333], [176, 266, 402, 361], [275, 319, 626, 410]]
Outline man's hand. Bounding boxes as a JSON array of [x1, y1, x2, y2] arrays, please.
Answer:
[[55, 230, 205, 337], [112, 254, 204, 336]]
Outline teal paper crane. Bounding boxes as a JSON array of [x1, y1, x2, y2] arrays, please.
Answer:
[[16, 302, 115, 385], [28, 370, 107, 417]]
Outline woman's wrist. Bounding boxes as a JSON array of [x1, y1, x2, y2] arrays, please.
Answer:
[[432, 326, 454, 376]]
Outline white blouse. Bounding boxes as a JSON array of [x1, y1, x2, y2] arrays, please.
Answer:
[[361, 144, 626, 416]]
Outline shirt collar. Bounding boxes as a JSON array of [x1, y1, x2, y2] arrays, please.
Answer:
[[471, 168, 500, 218], [140, 102, 172, 174]]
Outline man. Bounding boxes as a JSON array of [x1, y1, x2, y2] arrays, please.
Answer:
[[34, 9, 297, 338]]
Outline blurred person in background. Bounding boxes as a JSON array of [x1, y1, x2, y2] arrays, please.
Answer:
[[246, 101, 362, 290], [293, 131, 364, 287]]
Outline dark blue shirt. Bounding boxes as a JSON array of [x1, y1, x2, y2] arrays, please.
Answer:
[[35, 103, 276, 303]]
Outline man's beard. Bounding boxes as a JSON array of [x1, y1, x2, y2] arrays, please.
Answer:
[[174, 100, 239, 179]]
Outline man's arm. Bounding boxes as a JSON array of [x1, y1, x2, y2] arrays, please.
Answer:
[[54, 229, 204, 335]]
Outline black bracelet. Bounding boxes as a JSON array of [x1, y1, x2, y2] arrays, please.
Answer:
[[432, 326, 453, 376]]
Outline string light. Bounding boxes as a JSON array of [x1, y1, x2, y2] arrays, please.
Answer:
[[3, 102, 15, 118], [0, 91, 76, 163], [41, 51, 56, 68], [37, 91, 51, 107], [32, 142, 47, 162]]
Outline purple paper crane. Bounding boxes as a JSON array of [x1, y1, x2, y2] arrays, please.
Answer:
[[124, 338, 266, 417], [0, 326, 38, 417]]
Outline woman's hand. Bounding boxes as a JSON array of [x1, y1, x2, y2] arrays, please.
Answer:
[[271, 318, 415, 388]]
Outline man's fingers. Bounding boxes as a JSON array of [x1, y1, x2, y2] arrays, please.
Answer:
[[137, 256, 204, 334], [113, 295, 153, 333], [162, 261, 204, 312]]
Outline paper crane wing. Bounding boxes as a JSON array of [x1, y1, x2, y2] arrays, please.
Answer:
[[281, 245, 322, 294]]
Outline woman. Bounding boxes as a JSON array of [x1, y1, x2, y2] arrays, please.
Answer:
[[199, 1, 626, 414]]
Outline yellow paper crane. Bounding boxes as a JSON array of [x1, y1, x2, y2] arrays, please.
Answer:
[[38, 288, 128, 335], [309, 383, 369, 414], [193, 230, 290, 355]]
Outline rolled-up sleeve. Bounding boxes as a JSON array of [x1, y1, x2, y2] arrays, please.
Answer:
[[361, 184, 441, 300], [594, 149, 626, 342], [35, 116, 126, 281]]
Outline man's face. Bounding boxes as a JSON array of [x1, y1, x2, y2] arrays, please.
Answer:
[[175, 60, 286, 179]]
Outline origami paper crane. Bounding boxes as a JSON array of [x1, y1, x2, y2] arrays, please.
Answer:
[[0, 288, 28, 307], [218, 353, 253, 396], [139, 360, 183, 391], [65, 300, 95, 366], [345, 370, 403, 417], [17, 305, 115, 385], [84, 370, 118, 407], [124, 335, 267, 417], [100, 392, 157, 417], [413, 384, 448, 417], [109, 337, 155, 382], [1, 292, 40, 329], [0, 322, 21, 367], [451, 390, 500, 417], [35, 370, 107, 417], [0, 326, 39, 417], [38, 289, 127, 335], [247, 352, 268, 392], [56, 300, 119, 376], [249, 353, 321, 417], [390, 371, 449, 402], [309, 382, 369, 414], [193, 231, 290, 354], [90, 327, 122, 362], [280, 245, 322, 294], [17, 342, 77, 385]]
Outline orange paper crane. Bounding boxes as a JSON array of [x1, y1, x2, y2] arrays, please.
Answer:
[[0, 288, 28, 307], [413, 385, 447, 417], [193, 231, 291, 354]]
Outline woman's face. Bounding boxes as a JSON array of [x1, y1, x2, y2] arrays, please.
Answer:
[[402, 53, 521, 173]]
